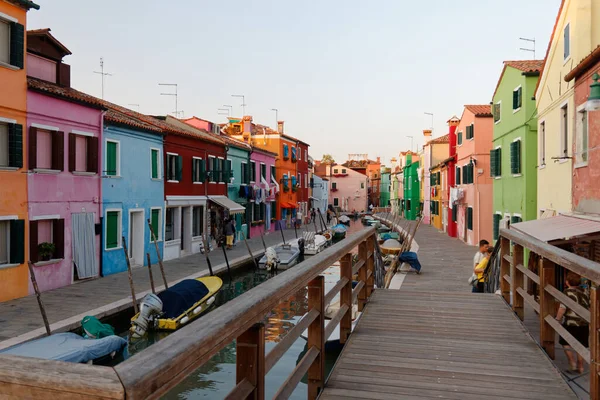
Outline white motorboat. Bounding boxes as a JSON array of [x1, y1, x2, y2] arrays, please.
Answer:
[[258, 243, 301, 270], [303, 232, 328, 255]]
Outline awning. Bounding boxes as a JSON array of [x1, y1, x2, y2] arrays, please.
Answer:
[[209, 196, 246, 215], [511, 214, 600, 243]]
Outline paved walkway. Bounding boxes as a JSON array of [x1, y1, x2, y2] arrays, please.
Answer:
[[0, 226, 311, 346], [322, 223, 576, 400]]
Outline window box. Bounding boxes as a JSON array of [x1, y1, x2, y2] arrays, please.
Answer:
[[33, 258, 63, 267]]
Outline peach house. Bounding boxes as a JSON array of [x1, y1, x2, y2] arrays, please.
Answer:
[[26, 30, 104, 292], [327, 164, 368, 213], [0, 0, 39, 302], [454, 105, 494, 246]]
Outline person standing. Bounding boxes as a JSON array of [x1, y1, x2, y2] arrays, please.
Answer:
[[310, 208, 316, 223], [224, 218, 235, 250], [556, 272, 590, 374], [472, 246, 492, 293], [474, 240, 489, 269]]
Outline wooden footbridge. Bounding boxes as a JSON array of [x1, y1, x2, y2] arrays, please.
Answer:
[[0, 215, 595, 399]]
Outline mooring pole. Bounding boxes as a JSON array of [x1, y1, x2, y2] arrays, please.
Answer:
[[221, 237, 233, 282], [146, 253, 156, 294], [122, 237, 139, 314], [279, 220, 287, 245], [27, 261, 51, 336], [147, 218, 168, 289], [202, 235, 214, 276], [243, 231, 259, 271], [259, 227, 267, 252]]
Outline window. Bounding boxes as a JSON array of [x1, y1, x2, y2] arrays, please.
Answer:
[[253, 202, 265, 222], [0, 122, 23, 168], [217, 158, 226, 183], [490, 148, 501, 177], [260, 163, 266, 182], [494, 102, 501, 124], [342, 168, 347, 174], [69, 133, 99, 174], [165, 208, 175, 241], [270, 165, 276, 183], [452, 207, 457, 223], [166, 153, 182, 182], [513, 86, 522, 111], [106, 140, 120, 176], [29, 218, 65, 262], [192, 157, 205, 183], [462, 163, 473, 184], [334, 168, 338, 174], [332, 182, 337, 190], [208, 156, 216, 182], [250, 161, 256, 182], [0, 219, 24, 266], [305, 174, 308, 188], [192, 206, 204, 237], [297, 173, 301, 188], [457, 131, 463, 145], [560, 104, 569, 157], [283, 144, 289, 159], [540, 121, 546, 166], [456, 166, 461, 184], [105, 211, 121, 250], [466, 124, 474, 140], [271, 201, 277, 221], [576, 106, 589, 165], [333, 198, 339, 206], [0, 19, 24, 68], [30, 127, 64, 171], [297, 147, 301, 161], [291, 146, 297, 162], [467, 207, 473, 231], [225, 159, 232, 183], [150, 208, 162, 241], [151, 149, 160, 179], [493, 213, 502, 240], [304, 150, 307, 160], [361, 182, 365, 189], [564, 23, 570, 60], [510, 140, 521, 174], [241, 162, 249, 184]]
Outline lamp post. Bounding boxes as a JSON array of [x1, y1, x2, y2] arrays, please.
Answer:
[[586, 73, 600, 112]]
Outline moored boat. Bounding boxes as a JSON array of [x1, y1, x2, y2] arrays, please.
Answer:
[[258, 243, 301, 270], [332, 224, 347, 240]]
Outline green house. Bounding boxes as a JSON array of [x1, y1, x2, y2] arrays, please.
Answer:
[[379, 167, 391, 207], [491, 60, 544, 240], [403, 154, 420, 220], [224, 138, 251, 238]]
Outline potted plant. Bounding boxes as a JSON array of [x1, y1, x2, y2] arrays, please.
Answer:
[[38, 242, 56, 261]]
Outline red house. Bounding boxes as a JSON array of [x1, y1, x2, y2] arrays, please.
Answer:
[[296, 140, 310, 221], [157, 115, 241, 260]]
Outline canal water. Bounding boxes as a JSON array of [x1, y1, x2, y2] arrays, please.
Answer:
[[140, 220, 365, 399]]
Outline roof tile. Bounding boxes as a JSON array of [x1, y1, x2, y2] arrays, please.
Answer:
[[464, 104, 493, 117]]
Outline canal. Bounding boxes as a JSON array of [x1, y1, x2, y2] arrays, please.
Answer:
[[105, 220, 365, 399]]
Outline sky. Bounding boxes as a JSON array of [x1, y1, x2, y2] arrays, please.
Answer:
[[28, 0, 561, 165]]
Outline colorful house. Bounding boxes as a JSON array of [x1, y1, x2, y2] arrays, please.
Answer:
[[535, 0, 600, 216], [311, 175, 329, 216], [429, 163, 443, 230], [296, 140, 310, 222], [26, 30, 104, 291], [446, 116, 460, 238], [327, 164, 368, 212], [403, 153, 420, 220], [0, 0, 39, 301], [491, 60, 544, 240], [455, 105, 494, 245], [566, 45, 600, 213], [101, 108, 165, 274], [422, 132, 450, 225], [389, 158, 400, 214], [379, 166, 391, 207], [248, 147, 277, 237]]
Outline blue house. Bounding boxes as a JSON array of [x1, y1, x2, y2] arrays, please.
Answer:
[[101, 109, 165, 275]]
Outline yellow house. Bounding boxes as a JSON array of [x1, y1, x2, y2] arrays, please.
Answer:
[[430, 164, 443, 230], [535, 0, 600, 216]]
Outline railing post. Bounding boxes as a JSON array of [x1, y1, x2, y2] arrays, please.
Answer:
[[357, 242, 367, 311], [236, 323, 265, 400], [512, 243, 524, 320], [591, 283, 600, 400], [308, 276, 324, 400], [340, 253, 353, 344], [366, 235, 375, 298], [539, 258, 556, 360], [500, 237, 511, 304]]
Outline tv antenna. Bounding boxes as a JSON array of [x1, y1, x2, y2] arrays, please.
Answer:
[[519, 37, 536, 58], [159, 83, 181, 117], [93, 57, 112, 100]]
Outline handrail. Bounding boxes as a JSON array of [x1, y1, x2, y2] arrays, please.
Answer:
[[114, 226, 376, 399], [498, 227, 600, 399]]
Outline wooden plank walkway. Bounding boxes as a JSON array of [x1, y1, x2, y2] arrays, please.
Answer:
[[321, 224, 577, 400]]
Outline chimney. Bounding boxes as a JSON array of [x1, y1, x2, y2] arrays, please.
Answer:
[[277, 121, 284, 134], [447, 115, 460, 157], [242, 115, 252, 142], [376, 156, 380, 164], [423, 129, 432, 139]]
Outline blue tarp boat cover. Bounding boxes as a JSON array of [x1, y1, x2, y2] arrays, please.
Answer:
[[0, 332, 126, 363], [158, 279, 209, 319], [332, 224, 347, 233]]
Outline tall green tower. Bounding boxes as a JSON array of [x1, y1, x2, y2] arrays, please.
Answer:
[[403, 154, 420, 220]]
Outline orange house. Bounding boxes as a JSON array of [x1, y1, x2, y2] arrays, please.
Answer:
[[0, 0, 39, 301], [225, 117, 303, 227]]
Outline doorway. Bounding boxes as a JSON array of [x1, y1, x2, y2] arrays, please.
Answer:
[[72, 212, 98, 279], [129, 209, 144, 266]]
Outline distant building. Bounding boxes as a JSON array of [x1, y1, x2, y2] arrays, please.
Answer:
[[379, 166, 391, 207], [422, 131, 449, 225], [322, 164, 368, 212], [311, 175, 329, 216]]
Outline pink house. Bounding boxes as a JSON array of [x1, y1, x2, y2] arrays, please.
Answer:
[[327, 164, 368, 213], [26, 30, 104, 292], [454, 105, 494, 246], [249, 148, 278, 237]]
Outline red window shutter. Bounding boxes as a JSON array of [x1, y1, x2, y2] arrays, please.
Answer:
[[53, 131, 65, 171], [88, 136, 99, 173], [29, 220, 39, 263], [28, 126, 37, 170], [53, 219, 65, 259], [69, 133, 76, 172]]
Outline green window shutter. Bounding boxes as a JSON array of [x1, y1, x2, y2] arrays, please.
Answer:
[[8, 123, 23, 168], [106, 211, 119, 249], [518, 87, 522, 109], [192, 159, 197, 182], [151, 149, 158, 179], [469, 164, 474, 184], [510, 141, 521, 174], [9, 219, 24, 264], [462, 166, 467, 184], [151, 209, 160, 237], [467, 207, 473, 230], [497, 148, 502, 177], [106, 141, 117, 176], [227, 160, 232, 182], [200, 159, 206, 181], [10, 23, 24, 69], [493, 214, 501, 240], [470, 124, 475, 139], [456, 167, 461, 184], [511, 215, 522, 224], [458, 132, 462, 145], [176, 155, 183, 181], [513, 90, 518, 110], [452, 206, 457, 222], [490, 150, 496, 177]]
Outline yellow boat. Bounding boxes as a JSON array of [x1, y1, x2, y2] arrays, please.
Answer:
[[130, 276, 223, 337]]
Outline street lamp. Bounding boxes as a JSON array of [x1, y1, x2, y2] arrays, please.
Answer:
[[586, 73, 600, 112]]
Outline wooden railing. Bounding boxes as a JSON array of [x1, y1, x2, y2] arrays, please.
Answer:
[[0, 227, 376, 400], [499, 227, 600, 399]]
